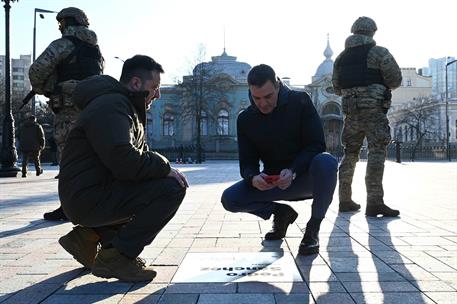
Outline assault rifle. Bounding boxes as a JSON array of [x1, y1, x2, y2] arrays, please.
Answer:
[[18, 90, 36, 111]]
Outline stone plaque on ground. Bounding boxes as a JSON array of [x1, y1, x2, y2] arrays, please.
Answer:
[[172, 252, 303, 283]]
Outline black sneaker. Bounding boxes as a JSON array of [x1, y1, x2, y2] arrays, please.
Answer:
[[22, 172, 27, 178], [264, 204, 298, 240], [366, 204, 400, 217], [43, 207, 68, 221], [339, 200, 361, 212], [36, 168, 43, 176]]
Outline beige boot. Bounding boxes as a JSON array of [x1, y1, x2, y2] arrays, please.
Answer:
[[92, 248, 156, 282], [59, 226, 99, 268]]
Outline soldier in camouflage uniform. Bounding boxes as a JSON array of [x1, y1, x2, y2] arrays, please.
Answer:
[[332, 17, 402, 217], [29, 7, 104, 221]]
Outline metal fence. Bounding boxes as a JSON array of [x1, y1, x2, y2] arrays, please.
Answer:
[[34, 143, 457, 164], [329, 144, 457, 162]]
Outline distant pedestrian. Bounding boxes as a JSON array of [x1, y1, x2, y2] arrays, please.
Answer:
[[19, 115, 45, 178], [332, 16, 402, 217]]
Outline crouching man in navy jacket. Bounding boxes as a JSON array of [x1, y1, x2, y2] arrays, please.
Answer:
[[221, 64, 338, 255]]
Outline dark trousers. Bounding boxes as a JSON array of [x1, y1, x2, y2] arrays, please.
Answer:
[[221, 153, 338, 220], [21, 150, 41, 175], [65, 177, 186, 258]]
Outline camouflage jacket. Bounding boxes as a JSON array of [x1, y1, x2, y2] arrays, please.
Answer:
[[332, 34, 402, 100], [29, 25, 100, 97]]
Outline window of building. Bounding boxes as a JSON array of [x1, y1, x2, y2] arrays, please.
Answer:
[[410, 127, 414, 141], [406, 79, 412, 86], [404, 126, 408, 142], [397, 128, 403, 141], [200, 110, 208, 136], [163, 113, 175, 136], [217, 109, 229, 136], [12, 75, 24, 80], [322, 103, 340, 116], [12, 67, 24, 73]]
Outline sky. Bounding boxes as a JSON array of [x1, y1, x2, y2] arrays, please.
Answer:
[[1, 0, 456, 86]]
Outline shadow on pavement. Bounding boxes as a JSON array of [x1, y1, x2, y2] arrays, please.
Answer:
[[365, 217, 429, 303], [0, 219, 66, 239], [315, 212, 360, 303], [0, 268, 84, 304], [0, 193, 60, 210]]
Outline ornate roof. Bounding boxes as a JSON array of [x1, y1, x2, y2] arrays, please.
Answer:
[[313, 37, 334, 81], [193, 49, 251, 83]]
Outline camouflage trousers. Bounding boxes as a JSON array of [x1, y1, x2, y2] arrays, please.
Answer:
[[338, 108, 391, 205], [54, 108, 79, 162]]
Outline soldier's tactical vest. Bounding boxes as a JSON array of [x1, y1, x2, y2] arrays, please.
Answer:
[[56, 36, 103, 83], [337, 43, 385, 89]]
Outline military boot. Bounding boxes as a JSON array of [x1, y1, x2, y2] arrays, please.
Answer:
[[92, 248, 157, 282], [43, 206, 68, 221], [298, 217, 322, 256], [264, 204, 298, 240], [59, 226, 100, 268], [366, 204, 400, 217], [339, 200, 361, 212]]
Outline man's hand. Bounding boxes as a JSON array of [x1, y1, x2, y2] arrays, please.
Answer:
[[252, 173, 276, 191], [274, 169, 295, 190], [168, 167, 189, 188]]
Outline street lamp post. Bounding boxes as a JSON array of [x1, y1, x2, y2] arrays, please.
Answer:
[[445, 59, 457, 162], [32, 8, 57, 115], [0, 0, 20, 177]]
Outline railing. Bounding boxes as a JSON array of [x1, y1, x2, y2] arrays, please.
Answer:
[[34, 143, 457, 164], [386, 143, 457, 161], [328, 144, 457, 162]]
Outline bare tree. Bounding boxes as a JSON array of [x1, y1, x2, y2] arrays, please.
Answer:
[[392, 98, 441, 161], [177, 45, 232, 163]]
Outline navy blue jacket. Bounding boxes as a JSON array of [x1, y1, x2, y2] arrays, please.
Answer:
[[237, 83, 326, 183]]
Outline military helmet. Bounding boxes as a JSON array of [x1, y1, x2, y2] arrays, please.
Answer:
[[351, 16, 377, 37], [56, 7, 89, 26]]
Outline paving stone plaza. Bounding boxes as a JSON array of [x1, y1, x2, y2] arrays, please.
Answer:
[[0, 161, 456, 304]]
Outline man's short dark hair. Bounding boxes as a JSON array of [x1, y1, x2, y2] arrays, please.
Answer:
[[120, 55, 164, 84], [247, 64, 276, 87]]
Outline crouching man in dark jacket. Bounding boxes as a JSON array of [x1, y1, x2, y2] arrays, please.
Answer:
[[221, 64, 337, 255], [58, 55, 188, 282]]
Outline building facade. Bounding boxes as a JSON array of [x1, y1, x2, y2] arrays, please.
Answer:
[[0, 54, 32, 94], [424, 57, 457, 99], [391, 68, 432, 105], [149, 50, 251, 158], [151, 41, 347, 158], [149, 45, 457, 158]]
